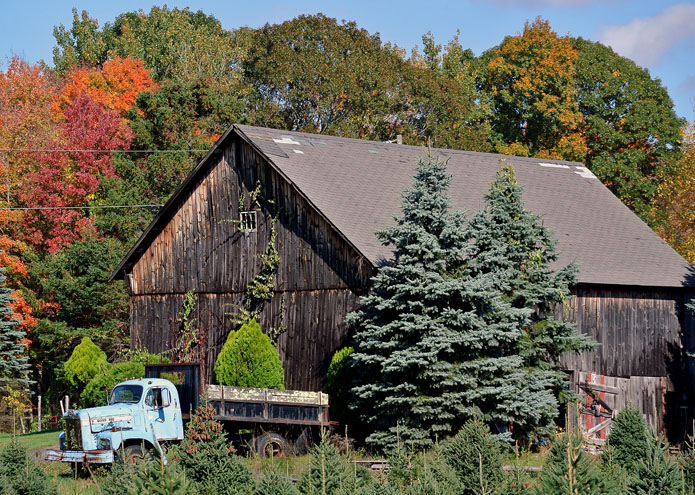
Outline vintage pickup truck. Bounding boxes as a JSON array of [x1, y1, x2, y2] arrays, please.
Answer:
[[45, 364, 332, 464]]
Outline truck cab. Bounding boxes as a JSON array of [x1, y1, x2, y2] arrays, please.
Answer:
[[45, 378, 183, 464]]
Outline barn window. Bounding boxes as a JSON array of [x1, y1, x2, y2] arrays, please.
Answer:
[[240, 211, 257, 232]]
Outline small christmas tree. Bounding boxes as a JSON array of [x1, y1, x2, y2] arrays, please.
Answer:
[[537, 433, 610, 494], [214, 319, 284, 389], [0, 268, 31, 396], [440, 418, 504, 495], [604, 405, 649, 474], [297, 436, 371, 495], [629, 433, 682, 495]]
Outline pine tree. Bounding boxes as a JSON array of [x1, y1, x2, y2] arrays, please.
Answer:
[[536, 433, 610, 494], [297, 437, 372, 495], [0, 268, 31, 396], [604, 405, 649, 475], [465, 165, 596, 441], [348, 156, 529, 450], [629, 433, 682, 495]]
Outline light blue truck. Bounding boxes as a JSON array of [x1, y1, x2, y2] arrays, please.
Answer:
[[45, 377, 184, 464], [45, 365, 332, 464]]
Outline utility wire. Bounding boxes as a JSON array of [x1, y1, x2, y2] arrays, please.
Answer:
[[0, 205, 162, 211], [0, 148, 208, 153]]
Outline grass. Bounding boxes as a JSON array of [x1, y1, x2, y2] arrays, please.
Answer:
[[0, 429, 61, 451]]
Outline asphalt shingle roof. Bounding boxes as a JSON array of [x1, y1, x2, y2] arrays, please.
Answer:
[[235, 125, 695, 288]]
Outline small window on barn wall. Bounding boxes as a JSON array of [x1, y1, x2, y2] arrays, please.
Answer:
[[240, 211, 257, 232]]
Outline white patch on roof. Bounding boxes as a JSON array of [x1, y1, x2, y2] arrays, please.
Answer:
[[293, 149, 304, 154], [369, 150, 379, 154], [539, 162, 570, 169], [574, 166, 597, 179], [273, 137, 301, 145]]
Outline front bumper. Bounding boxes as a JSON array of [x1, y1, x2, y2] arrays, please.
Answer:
[[44, 449, 114, 464]]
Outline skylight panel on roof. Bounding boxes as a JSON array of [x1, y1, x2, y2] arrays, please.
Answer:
[[539, 162, 570, 169]]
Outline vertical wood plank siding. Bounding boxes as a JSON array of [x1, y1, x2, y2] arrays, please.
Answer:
[[560, 287, 688, 379], [129, 137, 372, 390]]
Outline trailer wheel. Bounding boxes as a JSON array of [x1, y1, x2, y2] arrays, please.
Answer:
[[255, 432, 288, 458]]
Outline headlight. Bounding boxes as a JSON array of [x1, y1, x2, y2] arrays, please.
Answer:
[[99, 437, 111, 450]]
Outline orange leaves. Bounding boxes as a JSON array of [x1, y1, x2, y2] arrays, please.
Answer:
[[55, 57, 157, 117]]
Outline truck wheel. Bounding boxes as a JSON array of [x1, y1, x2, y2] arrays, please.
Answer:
[[118, 444, 150, 465], [255, 433, 288, 458]]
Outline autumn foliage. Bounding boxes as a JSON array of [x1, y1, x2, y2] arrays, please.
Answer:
[[56, 57, 157, 116], [18, 94, 132, 252]]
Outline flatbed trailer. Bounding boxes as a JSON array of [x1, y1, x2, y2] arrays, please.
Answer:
[[145, 363, 333, 456]]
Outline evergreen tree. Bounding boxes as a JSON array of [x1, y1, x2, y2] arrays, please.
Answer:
[[0, 268, 31, 396], [297, 437, 372, 495], [439, 418, 504, 495], [536, 433, 610, 494], [466, 165, 596, 440], [629, 434, 682, 495], [348, 156, 528, 450], [604, 405, 649, 475]]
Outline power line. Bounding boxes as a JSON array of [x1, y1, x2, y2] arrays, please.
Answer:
[[0, 148, 208, 153], [0, 205, 162, 211]]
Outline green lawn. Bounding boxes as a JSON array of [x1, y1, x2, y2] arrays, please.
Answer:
[[0, 429, 61, 451]]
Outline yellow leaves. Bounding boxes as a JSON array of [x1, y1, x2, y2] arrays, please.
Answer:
[[651, 121, 695, 263]]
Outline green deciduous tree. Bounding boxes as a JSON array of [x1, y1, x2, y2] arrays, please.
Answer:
[[63, 336, 109, 387], [573, 37, 683, 219], [0, 268, 31, 396], [214, 319, 284, 389], [81, 361, 144, 407]]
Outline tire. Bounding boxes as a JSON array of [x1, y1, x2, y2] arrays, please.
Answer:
[[117, 444, 151, 465], [255, 432, 288, 458]]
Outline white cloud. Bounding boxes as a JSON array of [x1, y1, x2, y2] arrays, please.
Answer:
[[598, 4, 695, 68]]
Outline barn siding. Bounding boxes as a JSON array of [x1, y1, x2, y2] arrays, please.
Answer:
[[129, 136, 371, 390], [560, 286, 686, 378]]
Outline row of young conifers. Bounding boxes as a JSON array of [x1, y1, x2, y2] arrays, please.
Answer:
[[1, 403, 693, 494]]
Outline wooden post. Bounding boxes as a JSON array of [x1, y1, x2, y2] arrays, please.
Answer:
[[37, 396, 42, 432]]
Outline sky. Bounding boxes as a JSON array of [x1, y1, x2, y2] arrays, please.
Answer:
[[1, 0, 694, 121]]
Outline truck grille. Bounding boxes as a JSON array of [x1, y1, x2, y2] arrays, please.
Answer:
[[64, 416, 82, 451]]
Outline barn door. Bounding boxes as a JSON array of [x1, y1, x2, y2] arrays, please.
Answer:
[[574, 371, 667, 445], [576, 372, 628, 445]]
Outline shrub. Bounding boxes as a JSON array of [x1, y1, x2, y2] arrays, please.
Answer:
[[629, 433, 682, 495], [537, 433, 610, 494], [439, 418, 503, 494], [297, 437, 372, 495], [681, 432, 695, 491], [0, 440, 56, 495], [81, 361, 145, 407], [214, 319, 284, 389], [64, 336, 110, 387], [604, 405, 649, 474], [324, 346, 353, 428], [172, 404, 254, 495]]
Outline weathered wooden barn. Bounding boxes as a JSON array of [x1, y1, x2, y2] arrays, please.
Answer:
[[112, 124, 695, 439]]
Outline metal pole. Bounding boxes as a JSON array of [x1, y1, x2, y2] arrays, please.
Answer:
[[38, 396, 42, 432]]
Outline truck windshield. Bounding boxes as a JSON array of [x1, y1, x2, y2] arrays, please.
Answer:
[[110, 385, 143, 404]]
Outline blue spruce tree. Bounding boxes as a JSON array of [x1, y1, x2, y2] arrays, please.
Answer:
[[348, 156, 529, 450], [0, 268, 32, 396], [466, 165, 596, 440]]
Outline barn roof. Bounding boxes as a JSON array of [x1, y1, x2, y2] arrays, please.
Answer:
[[113, 124, 695, 288]]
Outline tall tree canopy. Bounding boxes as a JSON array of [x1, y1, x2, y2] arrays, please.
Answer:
[[479, 18, 587, 161], [573, 37, 683, 219]]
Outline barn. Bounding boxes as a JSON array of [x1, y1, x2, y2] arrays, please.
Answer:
[[112, 124, 695, 439]]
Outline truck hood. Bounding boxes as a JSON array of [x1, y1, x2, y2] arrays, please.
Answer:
[[79, 404, 141, 433]]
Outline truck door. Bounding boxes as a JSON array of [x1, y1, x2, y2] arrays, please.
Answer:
[[144, 387, 180, 441]]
